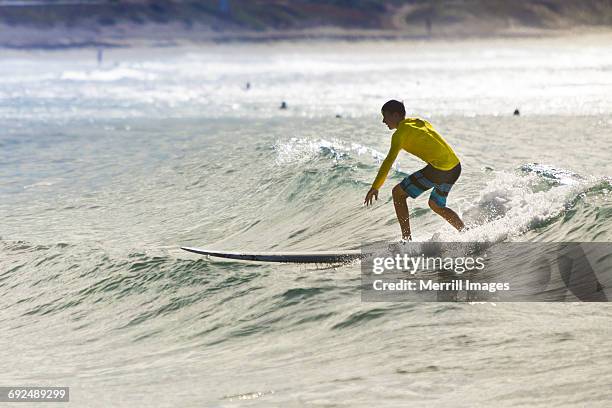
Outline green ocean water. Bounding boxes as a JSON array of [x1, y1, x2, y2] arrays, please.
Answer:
[[1, 37, 612, 406]]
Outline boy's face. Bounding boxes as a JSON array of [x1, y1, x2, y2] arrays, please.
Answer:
[[381, 110, 402, 130]]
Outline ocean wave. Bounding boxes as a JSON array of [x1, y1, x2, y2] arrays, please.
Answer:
[[273, 137, 400, 172], [60, 66, 158, 82], [445, 164, 611, 243], [519, 163, 584, 186]]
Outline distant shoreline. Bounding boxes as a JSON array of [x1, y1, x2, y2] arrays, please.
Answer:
[[3, 24, 612, 50], [3, 0, 612, 50]]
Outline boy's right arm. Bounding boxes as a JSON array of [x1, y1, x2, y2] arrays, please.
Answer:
[[364, 133, 400, 206], [371, 133, 401, 191]]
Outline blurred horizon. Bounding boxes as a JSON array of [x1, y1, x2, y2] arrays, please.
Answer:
[[2, 0, 612, 48]]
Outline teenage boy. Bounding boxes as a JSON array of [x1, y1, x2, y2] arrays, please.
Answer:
[[364, 100, 464, 241]]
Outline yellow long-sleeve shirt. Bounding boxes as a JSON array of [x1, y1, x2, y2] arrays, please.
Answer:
[[372, 118, 459, 190]]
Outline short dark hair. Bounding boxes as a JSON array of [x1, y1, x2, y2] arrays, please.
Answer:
[[381, 100, 405, 116]]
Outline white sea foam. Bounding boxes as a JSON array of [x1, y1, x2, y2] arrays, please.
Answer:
[[2, 37, 612, 120], [60, 67, 158, 82], [438, 166, 606, 243], [273, 137, 399, 170]]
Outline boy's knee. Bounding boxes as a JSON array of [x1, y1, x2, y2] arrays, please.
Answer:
[[392, 184, 407, 199], [428, 199, 444, 213]]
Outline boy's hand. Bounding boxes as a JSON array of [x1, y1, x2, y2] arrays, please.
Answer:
[[364, 188, 378, 206]]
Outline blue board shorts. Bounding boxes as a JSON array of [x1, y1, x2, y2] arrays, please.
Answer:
[[399, 163, 461, 208]]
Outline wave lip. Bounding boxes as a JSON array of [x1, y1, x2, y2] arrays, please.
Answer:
[[444, 163, 611, 243], [519, 163, 584, 186]]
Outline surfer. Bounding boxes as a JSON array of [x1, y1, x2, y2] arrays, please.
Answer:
[[364, 100, 465, 241]]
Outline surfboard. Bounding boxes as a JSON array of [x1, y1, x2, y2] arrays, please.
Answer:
[[181, 246, 363, 263]]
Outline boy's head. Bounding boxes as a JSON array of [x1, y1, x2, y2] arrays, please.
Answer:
[[381, 99, 405, 130]]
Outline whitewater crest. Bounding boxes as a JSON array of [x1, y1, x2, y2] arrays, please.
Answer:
[[437, 163, 611, 243], [273, 137, 401, 171], [60, 66, 158, 82]]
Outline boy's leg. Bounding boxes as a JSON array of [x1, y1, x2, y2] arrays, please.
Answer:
[[392, 184, 413, 240], [394, 167, 429, 240], [426, 164, 464, 231], [428, 199, 465, 231]]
